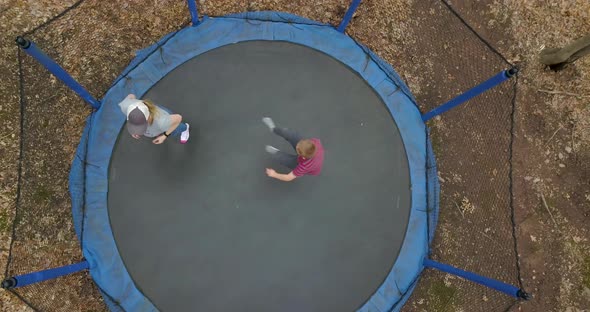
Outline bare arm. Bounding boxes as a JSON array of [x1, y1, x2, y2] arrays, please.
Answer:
[[266, 168, 297, 182], [152, 114, 183, 144]]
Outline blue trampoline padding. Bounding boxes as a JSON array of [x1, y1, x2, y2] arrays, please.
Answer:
[[69, 11, 438, 312]]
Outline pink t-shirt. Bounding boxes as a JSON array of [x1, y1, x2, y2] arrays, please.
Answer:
[[293, 138, 325, 177]]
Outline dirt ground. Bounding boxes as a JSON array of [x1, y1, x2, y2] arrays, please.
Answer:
[[495, 1, 590, 311], [0, 1, 588, 311]]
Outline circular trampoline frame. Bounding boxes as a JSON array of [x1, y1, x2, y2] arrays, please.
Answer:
[[69, 12, 439, 312]]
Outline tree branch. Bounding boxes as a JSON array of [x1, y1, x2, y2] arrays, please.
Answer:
[[537, 89, 590, 98]]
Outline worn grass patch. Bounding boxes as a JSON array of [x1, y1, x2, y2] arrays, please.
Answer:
[[0, 208, 9, 233], [426, 120, 444, 155], [428, 280, 457, 312], [583, 255, 590, 289], [32, 185, 53, 205]]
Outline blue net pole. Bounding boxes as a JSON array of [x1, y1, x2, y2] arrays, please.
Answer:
[[2, 261, 89, 289], [337, 0, 361, 33], [421, 67, 518, 121], [187, 0, 200, 26], [15, 37, 100, 109], [424, 258, 530, 299]]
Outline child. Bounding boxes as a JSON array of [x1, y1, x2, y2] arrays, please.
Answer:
[[262, 117, 325, 182]]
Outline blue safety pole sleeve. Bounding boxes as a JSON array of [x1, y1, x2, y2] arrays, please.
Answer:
[[10, 261, 89, 288], [424, 258, 525, 298], [337, 0, 361, 32], [187, 0, 200, 26], [421, 68, 517, 121], [15, 37, 100, 109]]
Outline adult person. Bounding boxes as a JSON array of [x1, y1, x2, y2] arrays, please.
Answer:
[[118, 94, 190, 144], [262, 117, 325, 182]]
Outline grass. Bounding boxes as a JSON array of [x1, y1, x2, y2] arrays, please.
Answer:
[[583, 255, 590, 289], [0, 208, 9, 233], [32, 185, 53, 205], [426, 121, 444, 155], [428, 280, 457, 312], [534, 192, 559, 222]]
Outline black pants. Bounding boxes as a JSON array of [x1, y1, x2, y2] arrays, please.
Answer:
[[272, 127, 302, 170]]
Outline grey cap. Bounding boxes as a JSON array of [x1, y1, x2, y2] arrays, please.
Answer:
[[127, 107, 148, 135]]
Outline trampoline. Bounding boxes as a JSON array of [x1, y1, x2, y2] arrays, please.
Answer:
[[69, 12, 439, 312]]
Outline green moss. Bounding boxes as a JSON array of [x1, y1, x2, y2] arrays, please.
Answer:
[[0, 111, 9, 123], [0, 209, 9, 233], [534, 194, 558, 219], [545, 195, 558, 211], [33, 185, 53, 204], [428, 281, 457, 312], [583, 255, 590, 289], [529, 239, 542, 254]]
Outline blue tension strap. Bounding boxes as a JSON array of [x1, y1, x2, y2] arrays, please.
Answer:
[[421, 68, 515, 121], [423, 258, 522, 298], [337, 0, 361, 32], [187, 0, 200, 26], [16, 37, 100, 109], [12, 261, 89, 288]]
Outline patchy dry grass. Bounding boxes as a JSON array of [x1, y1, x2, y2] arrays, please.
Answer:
[[487, 1, 590, 311]]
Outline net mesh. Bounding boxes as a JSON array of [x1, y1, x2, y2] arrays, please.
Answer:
[[355, 1, 521, 311], [3, 1, 522, 311]]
